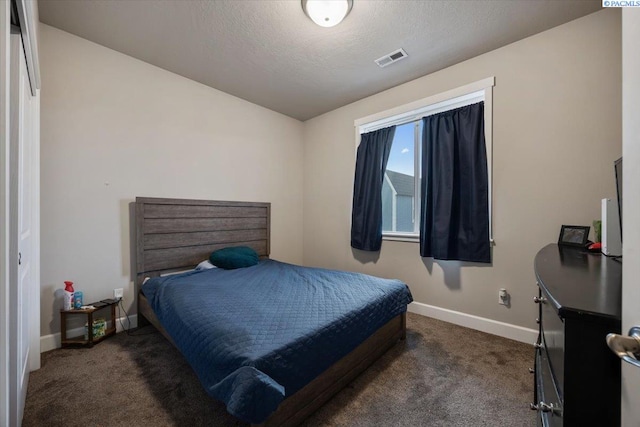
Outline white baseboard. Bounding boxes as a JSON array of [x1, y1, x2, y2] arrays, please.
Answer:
[[40, 314, 138, 353], [408, 302, 537, 345], [41, 304, 535, 351]]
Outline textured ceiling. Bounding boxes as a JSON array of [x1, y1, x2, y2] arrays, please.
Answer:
[[39, 0, 601, 121]]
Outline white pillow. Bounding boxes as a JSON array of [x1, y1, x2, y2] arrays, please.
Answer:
[[160, 269, 193, 277], [196, 260, 217, 270], [157, 261, 216, 278]]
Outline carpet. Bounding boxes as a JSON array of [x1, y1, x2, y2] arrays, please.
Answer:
[[23, 313, 535, 426]]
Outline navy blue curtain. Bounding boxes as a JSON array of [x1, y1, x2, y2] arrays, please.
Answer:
[[351, 126, 396, 251], [419, 102, 490, 263]]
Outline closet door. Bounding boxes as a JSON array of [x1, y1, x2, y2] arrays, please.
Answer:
[[8, 31, 37, 427], [0, 2, 9, 424]]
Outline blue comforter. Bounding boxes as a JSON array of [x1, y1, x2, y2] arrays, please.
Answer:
[[142, 259, 412, 423]]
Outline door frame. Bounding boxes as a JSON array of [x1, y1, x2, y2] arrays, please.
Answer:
[[621, 8, 640, 426], [0, 0, 11, 425], [1, 0, 40, 424]]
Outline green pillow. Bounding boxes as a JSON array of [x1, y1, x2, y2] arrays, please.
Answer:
[[209, 246, 259, 269]]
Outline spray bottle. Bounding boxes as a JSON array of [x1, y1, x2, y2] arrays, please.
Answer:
[[64, 281, 74, 311]]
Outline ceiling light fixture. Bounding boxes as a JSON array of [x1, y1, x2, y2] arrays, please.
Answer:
[[302, 0, 353, 28]]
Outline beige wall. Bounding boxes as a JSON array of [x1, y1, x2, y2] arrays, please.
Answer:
[[40, 9, 622, 339], [39, 25, 304, 336], [302, 10, 621, 330]]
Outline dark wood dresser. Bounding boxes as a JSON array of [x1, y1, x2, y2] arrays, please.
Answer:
[[532, 244, 622, 427]]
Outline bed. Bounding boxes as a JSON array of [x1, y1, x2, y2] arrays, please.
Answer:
[[135, 197, 412, 426]]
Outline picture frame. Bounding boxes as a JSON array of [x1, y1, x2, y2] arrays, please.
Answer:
[[558, 225, 590, 247]]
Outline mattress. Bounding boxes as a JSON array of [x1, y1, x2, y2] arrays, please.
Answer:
[[141, 259, 412, 423]]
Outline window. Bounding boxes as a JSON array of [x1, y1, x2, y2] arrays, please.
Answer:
[[355, 77, 494, 243], [382, 121, 421, 236]]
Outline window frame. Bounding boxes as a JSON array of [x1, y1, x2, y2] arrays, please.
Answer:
[[354, 77, 495, 243]]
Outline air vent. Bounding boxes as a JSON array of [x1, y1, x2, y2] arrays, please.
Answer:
[[375, 48, 408, 68]]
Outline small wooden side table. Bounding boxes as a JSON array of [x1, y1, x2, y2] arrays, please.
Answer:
[[60, 300, 118, 348]]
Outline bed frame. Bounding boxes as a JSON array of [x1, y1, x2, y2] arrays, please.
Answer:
[[134, 197, 406, 426]]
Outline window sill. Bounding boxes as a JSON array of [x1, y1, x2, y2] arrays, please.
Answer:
[[383, 235, 496, 245], [382, 234, 420, 243]]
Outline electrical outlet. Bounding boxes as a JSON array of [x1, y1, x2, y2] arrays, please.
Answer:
[[498, 288, 508, 305], [114, 288, 124, 300]]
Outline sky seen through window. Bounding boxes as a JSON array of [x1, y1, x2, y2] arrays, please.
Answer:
[[386, 122, 419, 177]]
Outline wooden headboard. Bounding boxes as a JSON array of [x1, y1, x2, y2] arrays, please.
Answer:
[[135, 197, 270, 287]]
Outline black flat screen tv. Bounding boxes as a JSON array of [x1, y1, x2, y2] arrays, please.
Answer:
[[615, 157, 622, 241]]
